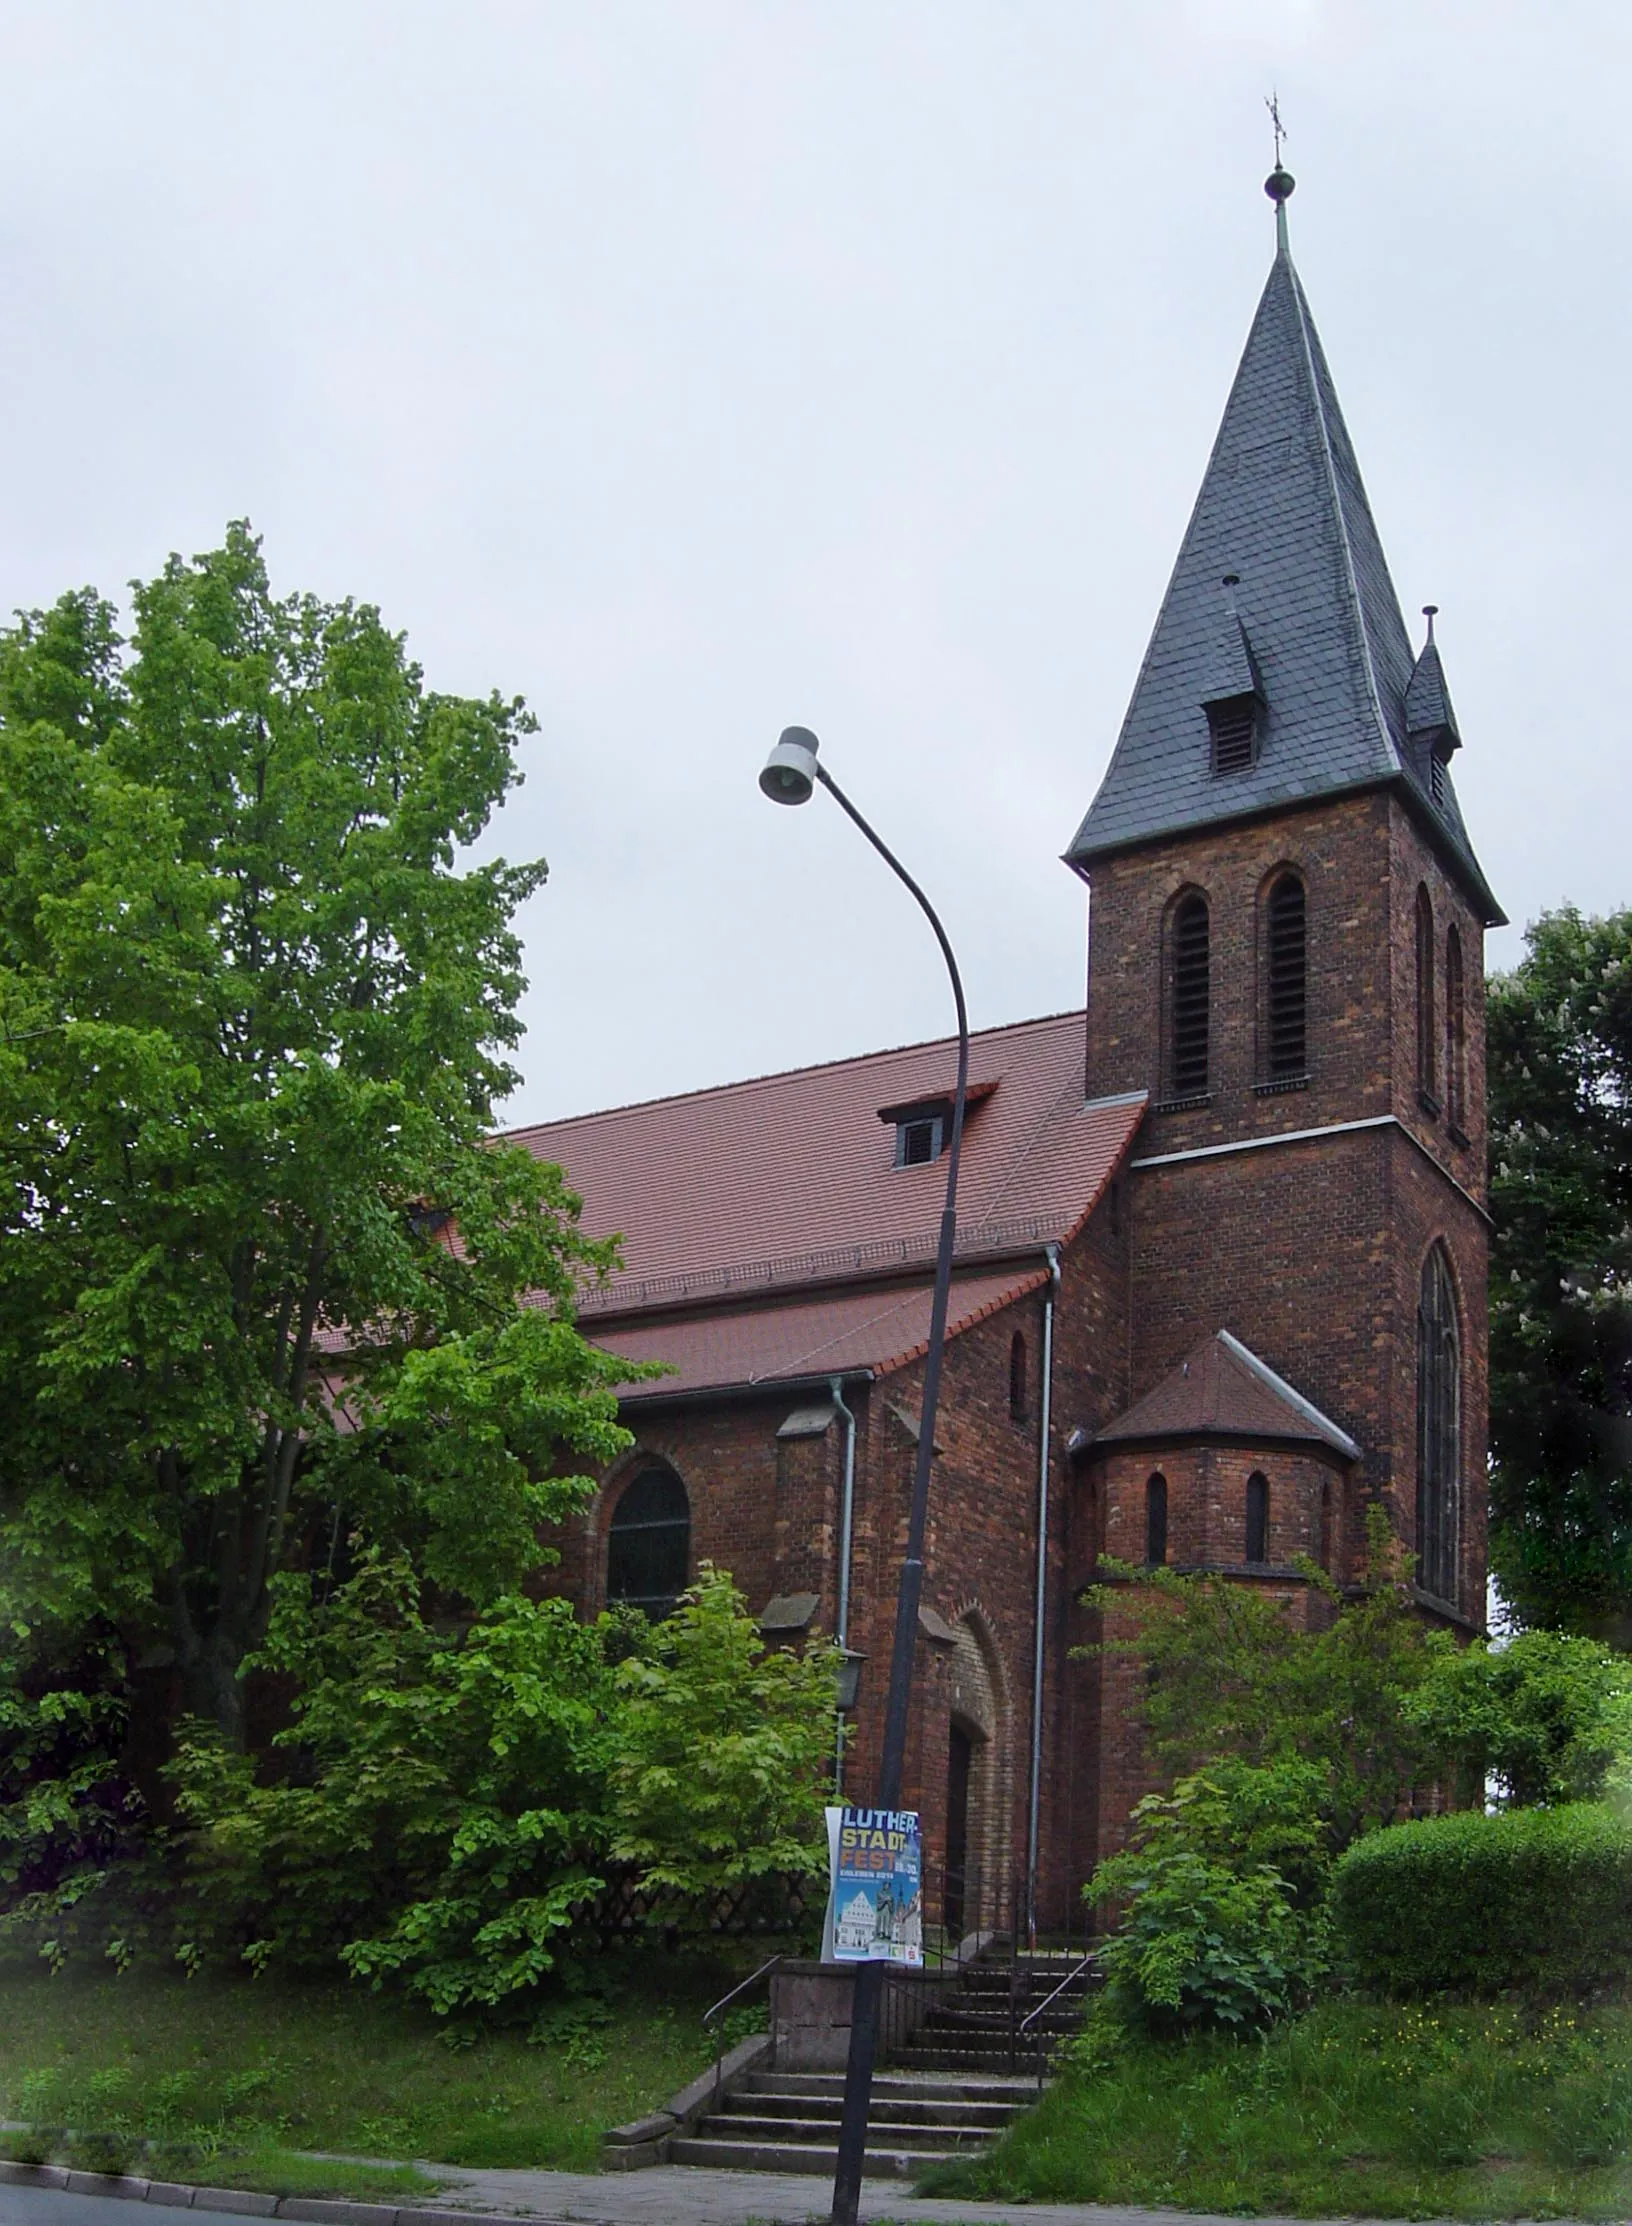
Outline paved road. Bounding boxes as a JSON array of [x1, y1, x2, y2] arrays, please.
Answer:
[[0, 2194, 198, 2226]]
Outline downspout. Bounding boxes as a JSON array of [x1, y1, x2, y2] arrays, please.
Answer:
[[1026, 1244, 1062, 1945], [830, 1373, 859, 1795]]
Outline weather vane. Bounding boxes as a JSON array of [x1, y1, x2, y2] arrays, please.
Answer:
[[1266, 91, 1287, 168]]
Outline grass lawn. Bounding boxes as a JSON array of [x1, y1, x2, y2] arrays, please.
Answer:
[[919, 1999, 1632, 2220], [0, 1946, 754, 2187]]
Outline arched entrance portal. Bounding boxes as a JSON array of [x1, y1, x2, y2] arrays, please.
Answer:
[[943, 1610, 1011, 1936], [945, 1721, 974, 1936]]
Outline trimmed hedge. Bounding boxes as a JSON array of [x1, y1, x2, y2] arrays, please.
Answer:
[[1331, 1801, 1632, 1995]]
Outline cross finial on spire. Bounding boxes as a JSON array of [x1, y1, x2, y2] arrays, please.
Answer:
[[1263, 95, 1296, 257]]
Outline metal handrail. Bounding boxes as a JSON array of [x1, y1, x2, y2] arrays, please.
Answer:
[[1018, 1945, 1099, 2038], [702, 1952, 784, 2034], [702, 1953, 784, 2107]]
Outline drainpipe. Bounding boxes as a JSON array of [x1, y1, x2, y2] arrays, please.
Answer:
[[1026, 1243, 1062, 1946], [830, 1373, 859, 1795]]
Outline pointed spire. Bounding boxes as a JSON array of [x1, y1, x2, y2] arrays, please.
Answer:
[[1064, 172, 1503, 927]]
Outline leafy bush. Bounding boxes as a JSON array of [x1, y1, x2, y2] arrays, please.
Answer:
[[162, 1555, 833, 2013], [1083, 1508, 1460, 1852], [1089, 1848, 1325, 2034], [1332, 1802, 1632, 1995], [609, 1568, 835, 1909], [1087, 1766, 1332, 2035], [171, 1550, 615, 2010]]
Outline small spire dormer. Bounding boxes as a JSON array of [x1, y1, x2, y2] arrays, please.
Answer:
[[1404, 605, 1461, 811], [1201, 573, 1265, 775]]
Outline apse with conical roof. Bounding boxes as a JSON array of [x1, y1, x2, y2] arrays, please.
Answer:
[[1066, 169, 1502, 927]]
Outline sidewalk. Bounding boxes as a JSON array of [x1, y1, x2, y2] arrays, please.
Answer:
[[418, 2159, 1407, 2226]]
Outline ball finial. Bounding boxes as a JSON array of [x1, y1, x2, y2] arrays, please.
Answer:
[[1265, 167, 1296, 205]]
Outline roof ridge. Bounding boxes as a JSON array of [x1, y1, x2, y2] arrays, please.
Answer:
[[501, 1008, 1086, 1141], [1284, 262, 1401, 781], [1215, 1329, 1360, 1458], [973, 1068, 1094, 1229]]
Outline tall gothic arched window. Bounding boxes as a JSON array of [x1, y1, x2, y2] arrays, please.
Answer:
[[607, 1465, 691, 1619], [1416, 1246, 1460, 1603], [1445, 925, 1466, 1133], [1145, 1473, 1169, 1567], [1169, 894, 1211, 1098], [1415, 886, 1437, 1107], [1264, 872, 1308, 1080]]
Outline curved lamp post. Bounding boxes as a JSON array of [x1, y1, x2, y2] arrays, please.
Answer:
[[759, 726, 970, 2226]]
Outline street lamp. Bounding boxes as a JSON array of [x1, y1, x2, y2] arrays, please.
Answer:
[[759, 725, 970, 2226]]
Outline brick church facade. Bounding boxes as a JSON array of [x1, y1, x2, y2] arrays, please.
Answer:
[[511, 175, 1503, 1935]]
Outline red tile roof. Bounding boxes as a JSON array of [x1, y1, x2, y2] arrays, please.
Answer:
[[1092, 1331, 1359, 1459], [596, 1265, 1049, 1401], [504, 1012, 1144, 1321]]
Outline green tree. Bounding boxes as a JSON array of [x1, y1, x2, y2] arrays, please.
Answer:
[[1406, 1628, 1632, 1807], [1488, 905, 1632, 1641], [0, 526, 632, 1747]]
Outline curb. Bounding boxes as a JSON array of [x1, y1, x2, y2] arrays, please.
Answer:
[[0, 2160, 556, 2226]]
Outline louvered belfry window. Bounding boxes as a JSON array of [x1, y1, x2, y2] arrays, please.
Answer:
[[1416, 1245, 1460, 1604], [1265, 873, 1307, 1078], [1170, 894, 1211, 1097]]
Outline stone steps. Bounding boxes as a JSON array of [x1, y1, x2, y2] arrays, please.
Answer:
[[668, 2065, 1035, 2177]]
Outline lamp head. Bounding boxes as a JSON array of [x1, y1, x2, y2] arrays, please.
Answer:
[[759, 725, 820, 806]]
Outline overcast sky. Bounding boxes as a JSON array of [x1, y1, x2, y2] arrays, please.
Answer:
[[0, 2, 1625, 1126]]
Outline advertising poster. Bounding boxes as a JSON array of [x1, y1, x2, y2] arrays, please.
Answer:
[[825, 1805, 923, 1967]]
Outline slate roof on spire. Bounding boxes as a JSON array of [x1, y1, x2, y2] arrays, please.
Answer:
[[1404, 636, 1460, 746], [1065, 224, 1502, 925]]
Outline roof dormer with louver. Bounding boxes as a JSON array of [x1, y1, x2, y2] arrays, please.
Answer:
[[1065, 169, 1502, 926]]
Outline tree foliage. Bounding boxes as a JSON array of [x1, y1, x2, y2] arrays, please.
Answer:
[[0, 525, 634, 1754], [1085, 1513, 1456, 1854], [1488, 905, 1632, 1641], [157, 1562, 833, 2012], [608, 1565, 838, 1901], [1405, 1628, 1632, 1809], [1081, 1523, 1632, 2034]]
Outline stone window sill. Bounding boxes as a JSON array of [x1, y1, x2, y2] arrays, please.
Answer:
[[1154, 1090, 1213, 1114], [1254, 1073, 1310, 1097], [1418, 1088, 1442, 1120]]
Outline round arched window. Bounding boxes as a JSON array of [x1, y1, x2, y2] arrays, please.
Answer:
[[606, 1467, 691, 1620]]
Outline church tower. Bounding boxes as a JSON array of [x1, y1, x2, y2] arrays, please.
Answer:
[[1066, 167, 1502, 1856]]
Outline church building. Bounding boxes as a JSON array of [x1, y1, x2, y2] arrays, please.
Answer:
[[512, 168, 1502, 1936]]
